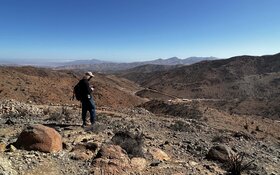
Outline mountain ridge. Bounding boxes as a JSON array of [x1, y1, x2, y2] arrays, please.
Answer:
[[119, 53, 280, 119], [55, 56, 217, 72]]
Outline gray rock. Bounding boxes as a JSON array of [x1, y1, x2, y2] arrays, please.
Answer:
[[206, 145, 235, 162]]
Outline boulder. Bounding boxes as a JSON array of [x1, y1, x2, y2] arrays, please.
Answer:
[[15, 124, 62, 153], [206, 145, 235, 162], [149, 147, 170, 161], [91, 145, 131, 175]]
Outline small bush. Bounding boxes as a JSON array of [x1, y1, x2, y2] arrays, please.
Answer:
[[111, 131, 144, 158], [226, 152, 254, 175]]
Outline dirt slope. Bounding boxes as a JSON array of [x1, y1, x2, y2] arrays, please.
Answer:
[[0, 66, 144, 107], [119, 53, 280, 118]]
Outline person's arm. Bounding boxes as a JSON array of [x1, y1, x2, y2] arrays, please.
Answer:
[[84, 79, 93, 94]]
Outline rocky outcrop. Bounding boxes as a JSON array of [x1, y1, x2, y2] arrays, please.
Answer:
[[15, 124, 62, 153], [206, 145, 235, 162]]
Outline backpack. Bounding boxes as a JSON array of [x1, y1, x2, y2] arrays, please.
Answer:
[[73, 81, 82, 101]]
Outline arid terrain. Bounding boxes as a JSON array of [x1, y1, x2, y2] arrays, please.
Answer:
[[0, 66, 144, 107], [120, 53, 280, 119], [0, 54, 280, 175]]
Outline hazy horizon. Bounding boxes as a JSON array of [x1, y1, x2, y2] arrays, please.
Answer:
[[0, 55, 218, 64], [0, 0, 279, 62]]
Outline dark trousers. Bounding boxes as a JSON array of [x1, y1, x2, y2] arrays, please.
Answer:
[[81, 96, 96, 125]]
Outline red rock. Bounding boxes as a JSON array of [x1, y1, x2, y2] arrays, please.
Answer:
[[15, 124, 62, 153], [91, 145, 131, 175]]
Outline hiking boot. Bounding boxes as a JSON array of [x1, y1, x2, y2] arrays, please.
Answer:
[[82, 122, 87, 128], [90, 123, 95, 130]]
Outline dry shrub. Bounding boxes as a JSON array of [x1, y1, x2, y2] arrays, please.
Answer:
[[226, 152, 254, 175], [111, 131, 144, 158]]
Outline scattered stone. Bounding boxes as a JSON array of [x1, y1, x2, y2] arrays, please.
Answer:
[[9, 145, 17, 152], [211, 135, 233, 143], [189, 161, 198, 166], [0, 142, 6, 152], [131, 157, 147, 171], [256, 125, 262, 132], [149, 147, 170, 161], [150, 160, 161, 167], [15, 124, 62, 153], [233, 132, 254, 140], [91, 144, 132, 175], [70, 142, 98, 161], [206, 145, 235, 163], [0, 157, 18, 175], [71, 150, 94, 161], [5, 119, 15, 125], [62, 142, 71, 150]]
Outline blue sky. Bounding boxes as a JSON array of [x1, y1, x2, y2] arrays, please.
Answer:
[[0, 0, 279, 62]]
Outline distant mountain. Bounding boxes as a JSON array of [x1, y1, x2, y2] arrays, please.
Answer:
[[56, 56, 217, 72], [144, 56, 216, 65], [61, 59, 108, 66]]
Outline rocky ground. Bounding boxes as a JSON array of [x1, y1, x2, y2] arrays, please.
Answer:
[[0, 99, 279, 175]]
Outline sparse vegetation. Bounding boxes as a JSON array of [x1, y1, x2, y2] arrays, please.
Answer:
[[111, 130, 144, 158], [226, 152, 255, 175]]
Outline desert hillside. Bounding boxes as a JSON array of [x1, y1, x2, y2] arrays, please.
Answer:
[[0, 60, 279, 175], [0, 98, 280, 175], [120, 53, 280, 118], [0, 66, 144, 107]]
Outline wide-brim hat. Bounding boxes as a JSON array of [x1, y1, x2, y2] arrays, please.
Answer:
[[85, 72, 94, 77]]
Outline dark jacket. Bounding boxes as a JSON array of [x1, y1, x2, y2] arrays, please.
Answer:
[[79, 78, 93, 100]]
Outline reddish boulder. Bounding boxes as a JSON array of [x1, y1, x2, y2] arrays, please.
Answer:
[[91, 145, 131, 175], [15, 124, 62, 152]]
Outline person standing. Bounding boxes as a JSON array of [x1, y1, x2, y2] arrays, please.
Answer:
[[78, 72, 96, 128]]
